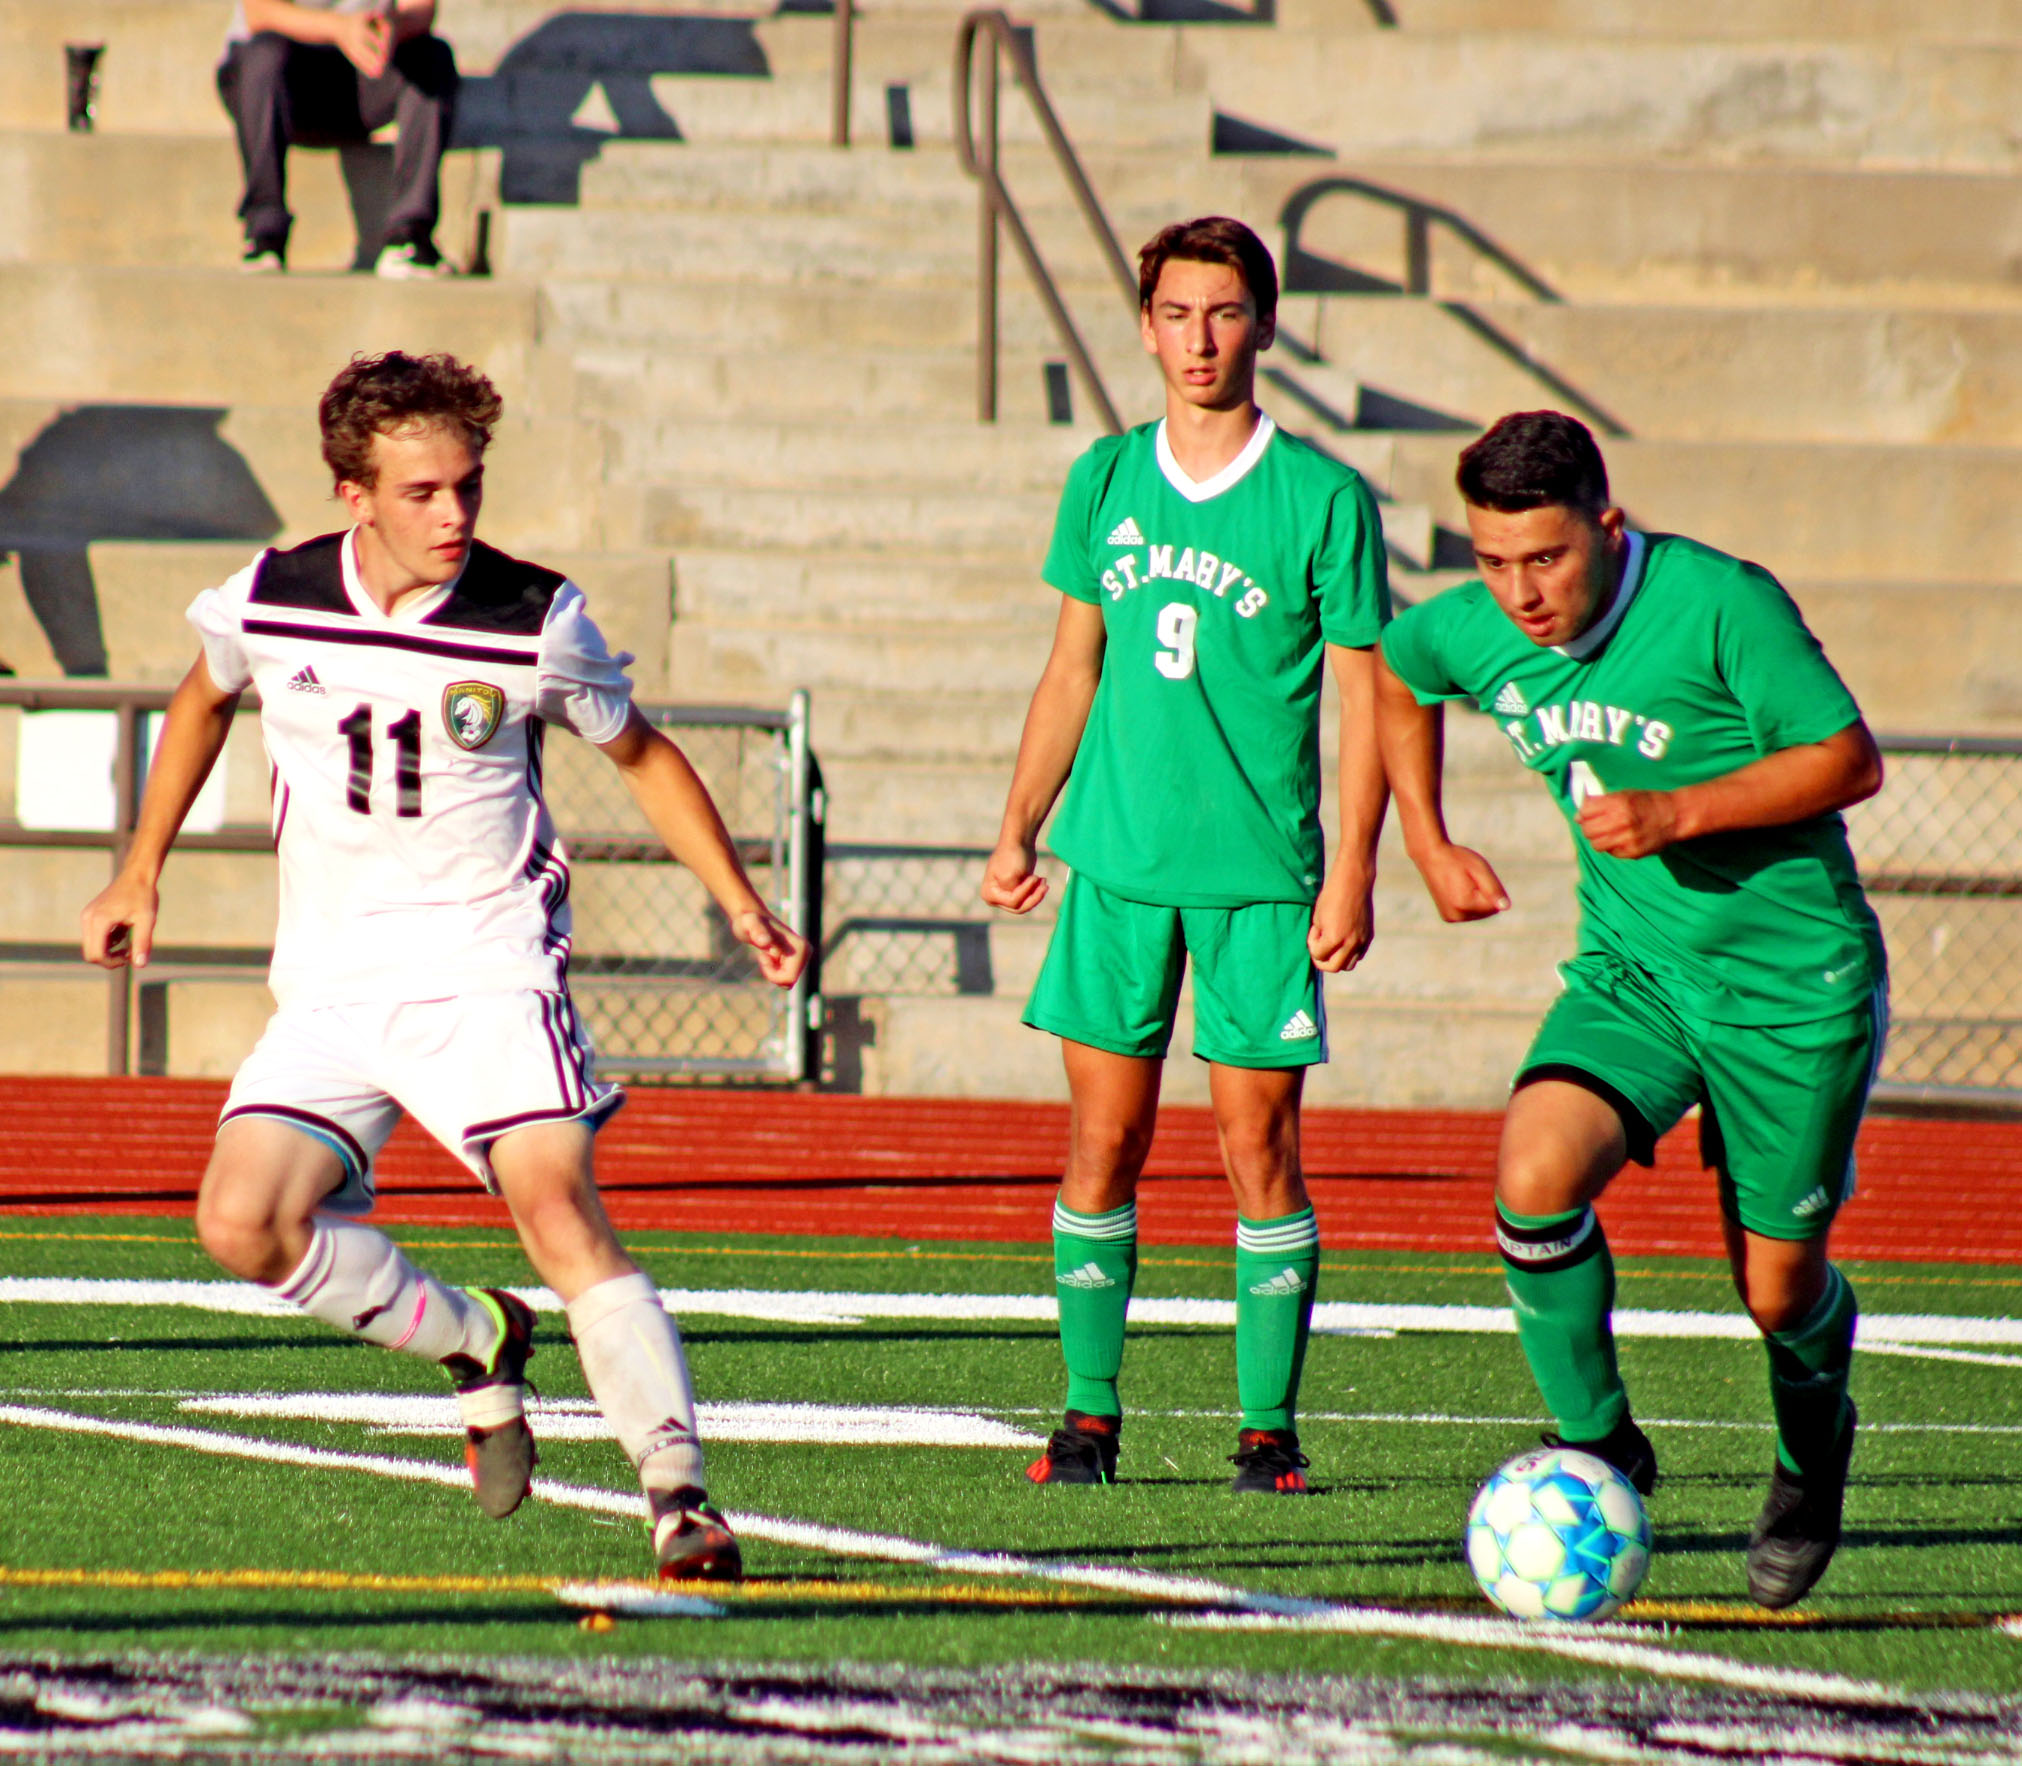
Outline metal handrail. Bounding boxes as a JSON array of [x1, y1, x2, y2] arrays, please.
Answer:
[[953, 9, 1131, 435], [831, 0, 854, 148], [1280, 175, 1562, 304]]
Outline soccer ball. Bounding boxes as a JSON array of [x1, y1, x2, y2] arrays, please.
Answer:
[[1464, 1447, 1651, 1621]]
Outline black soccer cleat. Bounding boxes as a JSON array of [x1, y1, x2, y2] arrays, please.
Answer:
[[446, 1287, 539, 1520], [651, 1487, 743, 1581], [1544, 1412, 1658, 1497], [1026, 1411, 1120, 1485], [1229, 1427, 1311, 1494], [1747, 1399, 1857, 1610]]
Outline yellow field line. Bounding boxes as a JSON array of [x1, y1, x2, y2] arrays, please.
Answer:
[[0, 1565, 1145, 1609]]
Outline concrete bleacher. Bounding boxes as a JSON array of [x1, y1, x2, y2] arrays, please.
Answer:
[[0, 0, 2015, 1103]]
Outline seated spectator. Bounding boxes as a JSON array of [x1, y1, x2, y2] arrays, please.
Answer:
[[217, 0, 458, 278]]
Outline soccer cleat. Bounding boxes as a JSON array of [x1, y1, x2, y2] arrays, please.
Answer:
[[651, 1488, 743, 1581], [446, 1287, 538, 1520], [1025, 1411, 1120, 1485], [1229, 1427, 1310, 1494], [375, 239, 453, 280], [1747, 1400, 1857, 1610], [240, 243, 285, 274], [1544, 1412, 1658, 1497]]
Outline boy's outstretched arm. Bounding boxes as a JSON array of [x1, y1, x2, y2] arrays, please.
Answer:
[[1373, 650, 1510, 923], [1309, 643, 1388, 973], [981, 597, 1106, 915], [81, 655, 240, 969], [599, 710, 810, 988]]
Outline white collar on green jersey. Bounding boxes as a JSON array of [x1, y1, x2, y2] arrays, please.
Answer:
[[1154, 412, 1277, 503], [1554, 529, 1647, 661]]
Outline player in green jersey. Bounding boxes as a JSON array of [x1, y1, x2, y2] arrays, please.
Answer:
[[1376, 410, 1886, 1607], [982, 217, 1391, 1494]]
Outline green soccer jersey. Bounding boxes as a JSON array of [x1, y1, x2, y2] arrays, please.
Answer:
[[1042, 416, 1391, 907], [1381, 531, 1885, 1025]]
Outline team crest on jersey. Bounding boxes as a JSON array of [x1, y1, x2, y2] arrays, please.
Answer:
[[442, 681, 505, 751]]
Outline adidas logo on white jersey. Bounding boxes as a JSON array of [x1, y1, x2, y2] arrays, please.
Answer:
[[286, 665, 325, 696], [1492, 680, 1529, 716], [1791, 1186, 1832, 1218], [1279, 1009, 1318, 1042], [1106, 517, 1146, 547], [1056, 1261, 1117, 1290], [1248, 1267, 1307, 1298]]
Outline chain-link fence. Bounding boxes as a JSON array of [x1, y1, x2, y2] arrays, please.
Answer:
[[554, 698, 817, 1081], [820, 844, 1065, 999], [1848, 735, 2022, 1105]]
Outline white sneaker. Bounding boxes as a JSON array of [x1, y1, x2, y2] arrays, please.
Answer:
[[374, 241, 453, 280], [239, 245, 286, 275]]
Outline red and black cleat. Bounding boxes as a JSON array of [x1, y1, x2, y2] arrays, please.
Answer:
[[1026, 1411, 1121, 1485], [1229, 1428, 1311, 1494]]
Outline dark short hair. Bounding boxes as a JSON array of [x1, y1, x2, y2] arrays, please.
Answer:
[[1456, 411, 1610, 515], [1136, 216, 1278, 326], [319, 351, 503, 489]]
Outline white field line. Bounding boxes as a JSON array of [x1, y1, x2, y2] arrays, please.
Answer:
[[5, 1279, 2022, 1349], [0, 1400, 1963, 1710], [172, 1393, 1044, 1449]]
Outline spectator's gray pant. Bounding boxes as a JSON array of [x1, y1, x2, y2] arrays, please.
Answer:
[[217, 31, 458, 254]]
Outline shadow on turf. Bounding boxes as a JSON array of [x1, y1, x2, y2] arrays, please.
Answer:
[[0, 1335, 375, 1356]]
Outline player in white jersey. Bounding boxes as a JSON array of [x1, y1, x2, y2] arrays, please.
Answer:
[[80, 351, 808, 1580]]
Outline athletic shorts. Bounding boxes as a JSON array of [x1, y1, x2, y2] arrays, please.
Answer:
[[220, 988, 623, 1211], [1021, 873, 1327, 1069], [1516, 952, 1888, 1241]]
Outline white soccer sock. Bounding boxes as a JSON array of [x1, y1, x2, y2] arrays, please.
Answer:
[[567, 1272, 705, 1497], [276, 1214, 498, 1368]]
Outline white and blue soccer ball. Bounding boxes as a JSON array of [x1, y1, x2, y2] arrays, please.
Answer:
[[1465, 1447, 1652, 1621]]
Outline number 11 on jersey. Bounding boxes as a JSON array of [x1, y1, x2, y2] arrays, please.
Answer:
[[339, 705, 424, 818]]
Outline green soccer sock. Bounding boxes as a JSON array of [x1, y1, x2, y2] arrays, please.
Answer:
[[1235, 1207, 1320, 1432], [1765, 1263, 1856, 1476], [1497, 1203, 1627, 1442], [1053, 1198, 1137, 1419]]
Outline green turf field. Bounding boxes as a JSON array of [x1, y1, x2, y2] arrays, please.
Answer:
[[2, 1218, 2019, 1740]]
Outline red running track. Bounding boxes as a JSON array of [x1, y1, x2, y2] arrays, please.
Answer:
[[0, 1078, 2015, 1263]]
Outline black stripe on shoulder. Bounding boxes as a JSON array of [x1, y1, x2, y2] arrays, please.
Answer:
[[248, 533, 352, 614], [426, 540, 567, 637]]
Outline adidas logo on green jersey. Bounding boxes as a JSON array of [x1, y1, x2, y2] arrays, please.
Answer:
[[1057, 1261, 1118, 1290], [1248, 1267, 1307, 1297], [1106, 517, 1145, 546], [1492, 680, 1530, 716], [1279, 1009, 1318, 1041], [1791, 1186, 1832, 1219]]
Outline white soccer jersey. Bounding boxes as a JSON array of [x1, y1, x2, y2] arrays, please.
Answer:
[[189, 528, 635, 1009]]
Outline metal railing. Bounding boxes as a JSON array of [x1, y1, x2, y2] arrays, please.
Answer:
[[0, 684, 822, 1083], [831, 0, 855, 147], [1853, 734, 2022, 1107], [954, 8, 1132, 434]]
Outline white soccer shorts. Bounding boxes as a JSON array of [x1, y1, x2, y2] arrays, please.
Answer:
[[219, 988, 624, 1209]]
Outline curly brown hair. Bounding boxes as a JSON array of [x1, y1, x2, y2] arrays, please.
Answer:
[[318, 351, 503, 489], [1135, 216, 1278, 326]]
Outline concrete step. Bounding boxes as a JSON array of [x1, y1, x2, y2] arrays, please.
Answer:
[[1386, 432, 2022, 584], [0, 264, 539, 409], [1264, 156, 2022, 311], [1785, 581, 2022, 734], [671, 548, 1061, 629], [669, 618, 1057, 701], [1269, 0, 2022, 40], [1200, 36, 2022, 172], [0, 130, 497, 274], [1279, 295, 2022, 447]]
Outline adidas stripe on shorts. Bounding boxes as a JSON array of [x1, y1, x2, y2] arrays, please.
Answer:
[[1022, 873, 1327, 1069], [220, 989, 623, 1209]]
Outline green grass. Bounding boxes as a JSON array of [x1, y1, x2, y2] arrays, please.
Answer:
[[1, 1217, 2019, 1695]]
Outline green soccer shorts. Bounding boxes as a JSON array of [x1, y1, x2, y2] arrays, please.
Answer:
[[1516, 952, 1889, 1241], [1022, 873, 1327, 1069]]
